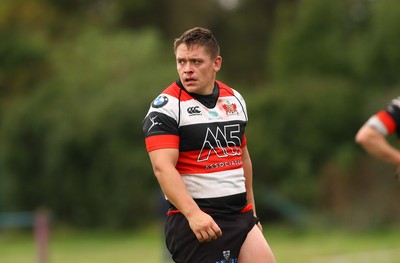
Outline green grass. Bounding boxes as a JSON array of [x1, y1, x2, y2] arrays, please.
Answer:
[[0, 225, 166, 263], [1, 224, 400, 263], [268, 225, 400, 263]]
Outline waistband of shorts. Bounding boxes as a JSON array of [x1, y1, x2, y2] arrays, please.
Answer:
[[167, 203, 253, 216]]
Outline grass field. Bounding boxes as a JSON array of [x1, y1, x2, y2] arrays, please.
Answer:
[[1, 223, 400, 263]]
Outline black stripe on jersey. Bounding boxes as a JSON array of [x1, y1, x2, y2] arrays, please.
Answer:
[[177, 80, 219, 109], [169, 192, 247, 214], [179, 121, 246, 152], [385, 98, 400, 137], [142, 111, 179, 137]]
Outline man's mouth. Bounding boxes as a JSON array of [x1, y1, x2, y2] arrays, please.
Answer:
[[185, 78, 196, 83]]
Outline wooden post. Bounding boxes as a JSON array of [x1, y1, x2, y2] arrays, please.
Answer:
[[34, 209, 50, 263]]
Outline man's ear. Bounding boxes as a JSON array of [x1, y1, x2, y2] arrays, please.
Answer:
[[214, 56, 222, 72]]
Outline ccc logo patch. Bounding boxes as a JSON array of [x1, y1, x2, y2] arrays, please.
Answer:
[[187, 106, 201, 115]]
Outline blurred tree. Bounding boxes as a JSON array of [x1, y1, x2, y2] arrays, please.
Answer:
[[0, 0, 54, 108], [269, 0, 352, 80], [213, 0, 284, 85], [247, 76, 360, 206], [251, 0, 400, 224], [359, 0, 400, 85], [0, 29, 49, 103], [1, 0, 400, 228], [1, 28, 175, 228]]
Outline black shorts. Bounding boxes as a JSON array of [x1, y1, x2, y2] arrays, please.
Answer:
[[165, 210, 258, 263]]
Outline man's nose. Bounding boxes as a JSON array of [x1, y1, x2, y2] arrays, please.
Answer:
[[183, 62, 193, 73]]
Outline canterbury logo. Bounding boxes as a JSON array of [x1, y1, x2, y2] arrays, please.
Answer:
[[187, 106, 201, 115]]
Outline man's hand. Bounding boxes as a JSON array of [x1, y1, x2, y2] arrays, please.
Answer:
[[187, 211, 222, 242]]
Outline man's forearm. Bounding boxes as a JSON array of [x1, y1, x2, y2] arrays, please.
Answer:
[[356, 126, 400, 165], [155, 168, 201, 217]]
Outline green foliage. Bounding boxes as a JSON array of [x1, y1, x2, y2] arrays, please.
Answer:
[[0, 28, 50, 101], [2, 0, 400, 229], [270, 0, 351, 79], [258, 0, 400, 218], [0, 28, 175, 228], [361, 0, 400, 84], [247, 76, 361, 205]]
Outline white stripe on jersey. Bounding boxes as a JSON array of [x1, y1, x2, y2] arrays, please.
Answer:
[[145, 94, 180, 120], [366, 115, 389, 136], [179, 97, 247, 127], [182, 168, 246, 199]]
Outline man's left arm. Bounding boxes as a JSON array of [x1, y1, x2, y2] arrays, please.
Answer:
[[241, 146, 259, 219]]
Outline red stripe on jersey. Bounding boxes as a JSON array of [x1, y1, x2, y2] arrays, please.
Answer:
[[162, 81, 236, 101], [217, 81, 235, 97], [167, 204, 252, 216], [240, 203, 253, 213], [376, 110, 396, 135], [242, 134, 247, 147], [163, 82, 193, 101], [162, 83, 181, 98], [176, 149, 243, 174], [145, 135, 179, 152]]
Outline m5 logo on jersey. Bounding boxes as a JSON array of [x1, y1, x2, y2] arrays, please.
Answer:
[[197, 124, 242, 162], [187, 106, 202, 116]]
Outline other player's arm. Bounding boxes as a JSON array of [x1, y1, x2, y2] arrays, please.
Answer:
[[355, 125, 400, 165], [148, 148, 222, 242], [355, 124, 400, 180]]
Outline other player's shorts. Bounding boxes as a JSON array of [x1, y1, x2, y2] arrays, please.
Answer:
[[165, 209, 258, 263]]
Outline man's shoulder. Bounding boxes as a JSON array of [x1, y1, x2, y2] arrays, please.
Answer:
[[216, 80, 232, 91], [161, 81, 181, 98], [216, 80, 243, 99], [148, 82, 181, 109]]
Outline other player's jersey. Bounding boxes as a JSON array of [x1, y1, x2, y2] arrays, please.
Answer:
[[366, 97, 400, 137], [142, 80, 248, 213]]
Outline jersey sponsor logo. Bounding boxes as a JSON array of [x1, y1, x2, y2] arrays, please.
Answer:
[[223, 250, 230, 260], [208, 110, 223, 120], [152, 95, 168, 108], [187, 106, 202, 116], [208, 110, 219, 117], [216, 250, 237, 263], [222, 101, 238, 116], [197, 124, 241, 162], [147, 115, 162, 132], [205, 160, 242, 170]]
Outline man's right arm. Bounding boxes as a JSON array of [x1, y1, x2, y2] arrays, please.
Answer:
[[148, 148, 222, 242]]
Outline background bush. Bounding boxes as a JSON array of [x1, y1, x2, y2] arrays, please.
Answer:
[[1, 0, 400, 229]]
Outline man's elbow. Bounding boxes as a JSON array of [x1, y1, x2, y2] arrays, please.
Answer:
[[355, 126, 373, 146], [355, 130, 366, 145], [355, 125, 383, 148]]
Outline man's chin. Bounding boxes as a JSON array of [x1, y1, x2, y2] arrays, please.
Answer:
[[183, 84, 199, 93]]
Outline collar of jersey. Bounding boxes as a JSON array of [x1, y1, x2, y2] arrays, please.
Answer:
[[176, 80, 219, 109]]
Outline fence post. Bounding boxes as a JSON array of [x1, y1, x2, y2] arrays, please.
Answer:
[[34, 209, 50, 263]]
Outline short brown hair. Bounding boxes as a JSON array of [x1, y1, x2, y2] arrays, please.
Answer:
[[173, 27, 220, 58]]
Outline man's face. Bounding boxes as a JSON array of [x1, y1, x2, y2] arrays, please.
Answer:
[[176, 44, 222, 95]]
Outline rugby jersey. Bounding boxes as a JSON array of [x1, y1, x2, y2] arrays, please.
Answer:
[[366, 97, 400, 137], [142, 80, 249, 213]]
